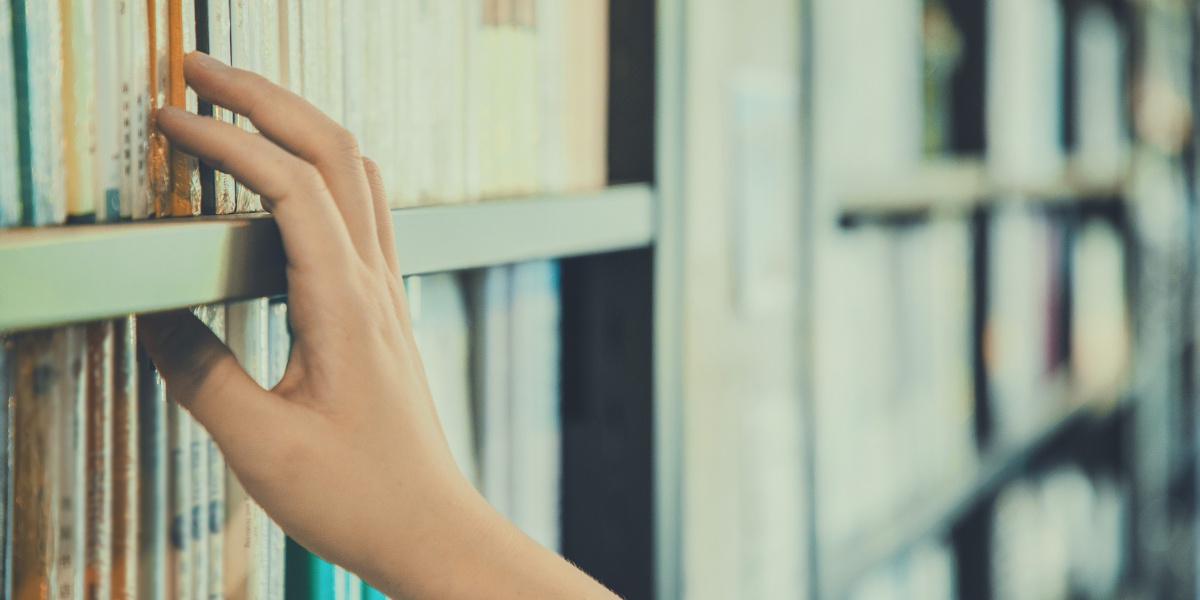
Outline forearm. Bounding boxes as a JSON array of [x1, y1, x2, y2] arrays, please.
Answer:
[[364, 477, 619, 600]]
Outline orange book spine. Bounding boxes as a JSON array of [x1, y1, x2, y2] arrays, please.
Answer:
[[148, 0, 172, 217]]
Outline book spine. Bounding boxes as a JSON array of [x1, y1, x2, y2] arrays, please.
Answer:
[[94, 0, 124, 221], [226, 299, 269, 600], [12, 331, 60, 599], [111, 317, 140, 600], [0, 335, 11, 600], [169, 393, 193, 600], [281, 0, 302, 94], [324, 0, 345, 124], [267, 301, 289, 600], [0, 0, 20, 226], [58, 326, 88, 600], [62, 0, 99, 223], [138, 348, 169, 599], [13, 0, 67, 225], [84, 322, 115, 600], [123, 0, 153, 220], [166, 0, 200, 217], [202, 0, 236, 215], [475, 267, 512, 516], [228, 0, 260, 212], [148, 0, 172, 217], [197, 305, 226, 600]]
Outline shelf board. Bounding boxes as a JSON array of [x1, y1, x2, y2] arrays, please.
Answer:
[[840, 158, 1128, 221], [0, 184, 655, 332], [818, 383, 1124, 600]]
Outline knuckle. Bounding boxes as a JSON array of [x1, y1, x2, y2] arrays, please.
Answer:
[[328, 126, 361, 159]]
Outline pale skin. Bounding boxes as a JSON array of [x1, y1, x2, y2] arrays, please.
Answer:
[[140, 51, 621, 600]]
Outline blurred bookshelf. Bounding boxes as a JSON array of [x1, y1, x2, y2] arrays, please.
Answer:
[[820, 379, 1125, 600], [840, 157, 1129, 223]]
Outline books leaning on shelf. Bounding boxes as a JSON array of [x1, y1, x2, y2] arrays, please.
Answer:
[[0, 0, 610, 229]]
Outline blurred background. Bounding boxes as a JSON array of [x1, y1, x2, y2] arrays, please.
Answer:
[[651, 0, 1200, 598]]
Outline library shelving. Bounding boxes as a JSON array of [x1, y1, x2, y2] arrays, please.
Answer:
[[0, 184, 654, 331], [820, 385, 1126, 600], [839, 157, 1129, 223]]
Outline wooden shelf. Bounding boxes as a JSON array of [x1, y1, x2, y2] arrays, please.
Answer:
[[819, 383, 1125, 599], [840, 158, 1128, 221], [0, 184, 655, 332]]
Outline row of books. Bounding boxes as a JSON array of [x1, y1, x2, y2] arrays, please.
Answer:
[[0, 260, 564, 599], [846, 541, 957, 600], [845, 465, 1125, 600], [814, 211, 1130, 550], [3, 301, 287, 600], [0, 0, 609, 228], [813, 220, 976, 548], [992, 467, 1125, 600]]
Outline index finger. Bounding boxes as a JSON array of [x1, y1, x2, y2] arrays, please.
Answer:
[[182, 52, 382, 269]]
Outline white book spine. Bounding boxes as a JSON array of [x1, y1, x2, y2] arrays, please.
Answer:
[[170, 400, 193, 600], [207, 0, 236, 215], [266, 302, 290, 600], [509, 261, 561, 551], [324, 0, 345, 123], [93, 0, 123, 221], [27, 0, 67, 224], [476, 267, 512, 516], [0, 0, 18, 226], [57, 326, 87, 600], [227, 299, 270, 600]]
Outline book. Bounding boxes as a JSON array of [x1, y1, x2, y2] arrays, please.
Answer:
[[58, 326, 88, 600], [148, 0, 172, 217], [409, 274, 479, 486], [1074, 4, 1129, 186], [168, 377, 194, 599], [987, 0, 1065, 188], [122, 0, 154, 220], [0, 335, 11, 600], [12, 0, 67, 225], [226, 298, 270, 600], [93, 0, 123, 221], [229, 0, 261, 213], [84, 322, 115, 600], [11, 331, 62, 599], [138, 341, 170, 599], [0, 0, 20, 226], [193, 304, 228, 600], [197, 0, 237, 215], [62, 0, 99, 223], [284, 536, 334, 600], [508, 261, 561, 551], [267, 300, 290, 600], [111, 317, 140, 600], [470, 267, 513, 517], [166, 0, 201, 217]]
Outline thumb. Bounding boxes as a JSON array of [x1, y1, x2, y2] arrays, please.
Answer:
[[139, 309, 292, 456]]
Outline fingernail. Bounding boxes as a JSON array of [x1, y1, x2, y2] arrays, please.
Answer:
[[187, 51, 227, 71]]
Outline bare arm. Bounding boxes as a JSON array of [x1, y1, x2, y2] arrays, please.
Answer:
[[140, 51, 619, 600]]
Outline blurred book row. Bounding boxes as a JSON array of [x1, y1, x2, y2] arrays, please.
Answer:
[[0, 0, 609, 227], [846, 466, 1125, 600], [815, 210, 1129, 551], [0, 260, 563, 600]]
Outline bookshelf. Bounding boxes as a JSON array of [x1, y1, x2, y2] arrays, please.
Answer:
[[839, 157, 1129, 223], [0, 184, 655, 332], [820, 387, 1125, 600]]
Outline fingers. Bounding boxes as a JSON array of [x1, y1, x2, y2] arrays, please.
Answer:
[[155, 106, 355, 277], [138, 310, 296, 454], [361, 157, 401, 278], [182, 52, 382, 268]]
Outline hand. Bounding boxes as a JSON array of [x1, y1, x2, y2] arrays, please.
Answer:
[[140, 52, 618, 600]]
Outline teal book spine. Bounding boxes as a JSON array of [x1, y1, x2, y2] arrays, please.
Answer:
[[284, 538, 334, 600]]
